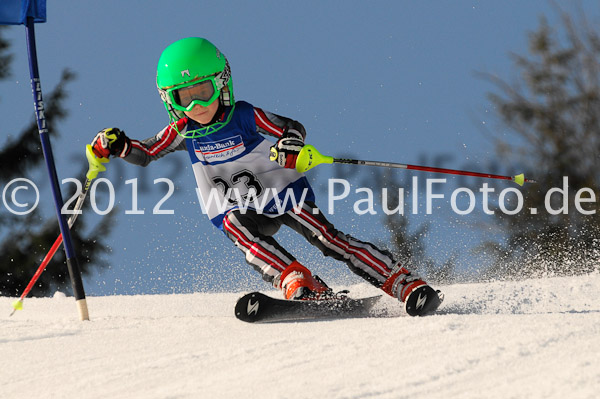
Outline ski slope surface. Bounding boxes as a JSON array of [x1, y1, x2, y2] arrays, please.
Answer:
[[1, 273, 599, 399]]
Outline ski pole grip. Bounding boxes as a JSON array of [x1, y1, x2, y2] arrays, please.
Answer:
[[295, 145, 334, 173], [85, 144, 110, 180], [269, 146, 278, 162]]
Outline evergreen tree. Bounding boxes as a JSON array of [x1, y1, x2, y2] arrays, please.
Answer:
[[480, 9, 600, 277], [0, 26, 114, 296]]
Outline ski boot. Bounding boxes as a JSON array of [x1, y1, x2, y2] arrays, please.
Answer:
[[275, 261, 335, 300], [382, 265, 442, 316]]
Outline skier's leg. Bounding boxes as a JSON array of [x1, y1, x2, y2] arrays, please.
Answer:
[[282, 201, 395, 285], [222, 209, 291, 284], [222, 209, 330, 300], [283, 202, 441, 314]]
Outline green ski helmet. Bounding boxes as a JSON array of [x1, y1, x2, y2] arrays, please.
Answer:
[[157, 38, 234, 137]]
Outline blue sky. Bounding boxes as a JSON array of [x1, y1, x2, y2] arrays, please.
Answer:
[[2, 1, 598, 295]]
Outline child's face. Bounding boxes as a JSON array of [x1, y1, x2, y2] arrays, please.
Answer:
[[184, 99, 220, 124]]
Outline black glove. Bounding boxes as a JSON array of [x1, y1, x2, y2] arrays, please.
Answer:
[[91, 127, 131, 158], [270, 128, 304, 169]]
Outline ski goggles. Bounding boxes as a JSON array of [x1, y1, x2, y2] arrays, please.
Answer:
[[166, 77, 220, 111]]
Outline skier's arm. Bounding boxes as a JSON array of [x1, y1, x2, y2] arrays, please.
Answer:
[[123, 119, 188, 167], [91, 120, 187, 167], [253, 107, 306, 140], [253, 107, 306, 169]]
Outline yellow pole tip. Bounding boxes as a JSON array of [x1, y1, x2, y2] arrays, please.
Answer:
[[12, 300, 23, 311], [514, 173, 525, 186]]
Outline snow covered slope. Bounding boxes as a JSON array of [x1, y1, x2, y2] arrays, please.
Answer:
[[1, 273, 599, 399]]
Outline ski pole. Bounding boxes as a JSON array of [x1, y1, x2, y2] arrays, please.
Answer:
[[290, 145, 536, 186], [10, 145, 109, 316]]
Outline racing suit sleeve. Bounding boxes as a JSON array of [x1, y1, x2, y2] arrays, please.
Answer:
[[122, 119, 188, 167], [252, 107, 306, 140]]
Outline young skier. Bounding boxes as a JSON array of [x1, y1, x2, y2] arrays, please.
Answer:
[[91, 37, 442, 316]]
